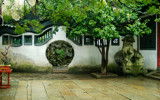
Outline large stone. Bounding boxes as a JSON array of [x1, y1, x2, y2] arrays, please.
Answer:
[[114, 35, 146, 75]]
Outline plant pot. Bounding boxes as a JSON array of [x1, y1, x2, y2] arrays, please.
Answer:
[[0, 65, 11, 70]]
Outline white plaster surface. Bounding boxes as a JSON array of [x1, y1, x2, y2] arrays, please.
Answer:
[[0, 26, 157, 70], [140, 50, 157, 70]]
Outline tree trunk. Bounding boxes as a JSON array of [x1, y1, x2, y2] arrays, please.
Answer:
[[137, 35, 140, 52], [101, 53, 106, 74], [99, 39, 110, 74], [105, 39, 110, 73], [101, 39, 106, 74]]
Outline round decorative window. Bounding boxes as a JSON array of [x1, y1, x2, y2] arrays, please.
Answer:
[[46, 41, 74, 67]]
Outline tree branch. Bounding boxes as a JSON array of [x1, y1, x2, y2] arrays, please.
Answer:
[[97, 46, 102, 55], [25, 0, 31, 8], [37, 1, 55, 12], [37, 0, 70, 20], [139, 14, 156, 19], [117, 0, 147, 15]]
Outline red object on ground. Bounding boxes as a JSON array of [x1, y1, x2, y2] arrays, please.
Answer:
[[0, 66, 12, 89]]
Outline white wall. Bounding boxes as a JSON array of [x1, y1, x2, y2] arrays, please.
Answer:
[[139, 22, 158, 70], [1, 26, 156, 71], [140, 51, 157, 70]]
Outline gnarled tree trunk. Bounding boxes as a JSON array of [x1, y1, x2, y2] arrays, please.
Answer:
[[98, 39, 110, 74]]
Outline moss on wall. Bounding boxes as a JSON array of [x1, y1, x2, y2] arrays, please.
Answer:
[[10, 63, 52, 73], [68, 65, 101, 74], [107, 63, 122, 75], [11, 63, 121, 74], [68, 63, 123, 75]]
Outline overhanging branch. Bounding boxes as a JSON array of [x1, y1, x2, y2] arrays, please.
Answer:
[[37, 1, 55, 12], [117, 0, 147, 15], [139, 14, 156, 19]]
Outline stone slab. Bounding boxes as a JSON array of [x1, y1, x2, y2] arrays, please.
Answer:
[[91, 73, 118, 79]]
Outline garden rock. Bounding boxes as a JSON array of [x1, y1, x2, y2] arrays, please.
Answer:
[[114, 35, 146, 75]]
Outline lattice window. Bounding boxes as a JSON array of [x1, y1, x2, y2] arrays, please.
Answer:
[[2, 35, 9, 45], [70, 36, 82, 46], [24, 35, 32, 45], [84, 36, 93, 45], [10, 36, 22, 47], [67, 33, 82, 46], [95, 38, 108, 47], [111, 38, 119, 46], [34, 29, 52, 46]]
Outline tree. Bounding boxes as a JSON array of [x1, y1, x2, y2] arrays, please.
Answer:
[[1, 0, 43, 34], [35, 0, 159, 74], [2, 0, 160, 74]]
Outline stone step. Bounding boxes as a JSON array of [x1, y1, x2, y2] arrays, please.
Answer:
[[52, 69, 68, 73], [152, 73, 160, 77], [145, 71, 160, 80], [147, 75, 160, 80]]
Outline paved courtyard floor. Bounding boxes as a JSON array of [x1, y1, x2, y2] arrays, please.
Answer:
[[0, 73, 160, 100]]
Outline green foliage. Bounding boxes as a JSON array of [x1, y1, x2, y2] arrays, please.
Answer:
[[2, 0, 160, 36], [37, 0, 158, 39], [33, 0, 159, 74], [155, 18, 160, 22], [2, 14, 12, 23], [17, 5, 31, 17], [14, 20, 44, 34], [3, 0, 159, 36], [29, 20, 44, 34], [55, 49, 65, 59], [15, 23, 29, 34], [1, 0, 44, 34], [125, 19, 152, 36]]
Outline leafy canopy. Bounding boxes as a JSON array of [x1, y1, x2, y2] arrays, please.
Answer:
[[1, 0, 160, 36], [37, 0, 155, 39]]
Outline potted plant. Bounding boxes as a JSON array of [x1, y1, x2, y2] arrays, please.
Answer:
[[0, 45, 11, 72], [0, 45, 12, 88]]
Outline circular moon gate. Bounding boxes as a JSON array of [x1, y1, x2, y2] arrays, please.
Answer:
[[46, 41, 74, 67]]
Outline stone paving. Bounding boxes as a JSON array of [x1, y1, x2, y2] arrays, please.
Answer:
[[0, 73, 160, 100]]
